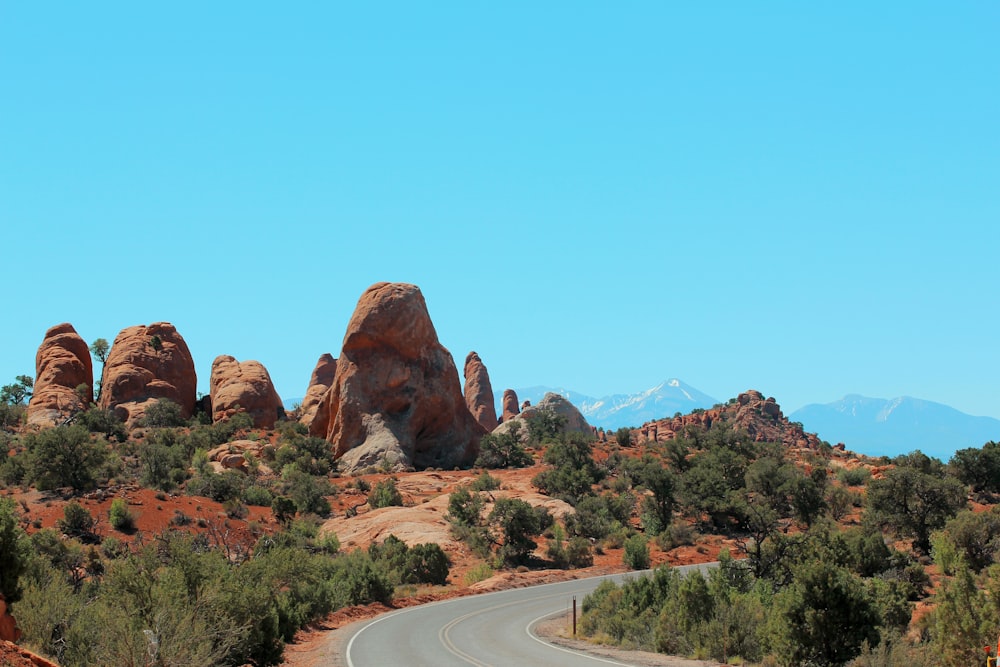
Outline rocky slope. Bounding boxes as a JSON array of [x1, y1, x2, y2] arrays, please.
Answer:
[[636, 389, 824, 450]]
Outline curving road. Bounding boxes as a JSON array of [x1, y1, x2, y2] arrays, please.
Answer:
[[343, 563, 713, 667]]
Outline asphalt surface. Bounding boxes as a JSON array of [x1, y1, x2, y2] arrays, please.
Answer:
[[343, 563, 714, 667]]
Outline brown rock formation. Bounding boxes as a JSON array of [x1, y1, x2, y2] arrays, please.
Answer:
[[209, 355, 284, 428], [463, 351, 498, 432], [300, 353, 337, 427], [309, 282, 485, 472], [98, 322, 197, 427], [26, 323, 93, 427], [638, 389, 824, 450], [501, 389, 520, 423]]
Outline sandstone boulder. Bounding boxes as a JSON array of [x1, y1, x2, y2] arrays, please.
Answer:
[[501, 389, 520, 423], [299, 353, 337, 427], [209, 355, 284, 428], [493, 392, 592, 441], [309, 282, 485, 472], [98, 322, 197, 427], [26, 324, 93, 428], [463, 351, 498, 432]]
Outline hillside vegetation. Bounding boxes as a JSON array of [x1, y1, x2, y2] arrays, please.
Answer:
[[3, 382, 1000, 666]]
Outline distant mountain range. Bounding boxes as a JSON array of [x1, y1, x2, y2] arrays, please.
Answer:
[[510, 379, 720, 430], [789, 395, 1000, 460]]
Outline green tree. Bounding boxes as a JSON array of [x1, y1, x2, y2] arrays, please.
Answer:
[[89, 338, 110, 401], [949, 441, 1000, 494], [474, 423, 533, 468], [141, 399, 188, 427], [0, 497, 32, 602], [615, 427, 633, 448], [931, 507, 1000, 574], [21, 425, 108, 491], [769, 559, 879, 666], [525, 408, 567, 444], [866, 460, 966, 553], [638, 460, 676, 535], [1, 375, 33, 405], [447, 487, 484, 527], [488, 497, 541, 566], [532, 432, 603, 504], [927, 564, 998, 665]]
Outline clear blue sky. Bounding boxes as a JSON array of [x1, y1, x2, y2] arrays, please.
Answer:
[[2, 3, 998, 418]]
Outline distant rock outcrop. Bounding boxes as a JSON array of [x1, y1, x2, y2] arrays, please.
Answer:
[[299, 353, 337, 427], [463, 351, 498, 432], [501, 389, 520, 423], [637, 389, 823, 450], [26, 323, 93, 428], [309, 282, 485, 472], [209, 355, 284, 428], [98, 322, 197, 427], [494, 391, 592, 440]]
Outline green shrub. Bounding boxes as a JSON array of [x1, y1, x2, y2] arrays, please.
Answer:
[[108, 498, 134, 532], [623, 534, 650, 570], [369, 478, 403, 509], [21, 425, 108, 491], [187, 470, 247, 503], [837, 466, 872, 487], [532, 432, 604, 504], [470, 470, 501, 491], [141, 399, 188, 428], [0, 497, 31, 602], [474, 424, 533, 468], [463, 562, 494, 585], [59, 501, 98, 539], [244, 484, 275, 507], [0, 403, 26, 431], [75, 407, 127, 442], [281, 468, 333, 516]]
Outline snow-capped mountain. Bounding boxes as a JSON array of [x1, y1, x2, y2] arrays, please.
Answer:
[[509, 379, 719, 430], [789, 395, 1000, 459]]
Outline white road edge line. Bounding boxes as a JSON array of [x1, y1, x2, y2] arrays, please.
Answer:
[[525, 610, 635, 667]]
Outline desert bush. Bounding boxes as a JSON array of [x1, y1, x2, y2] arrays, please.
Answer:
[[532, 432, 604, 504], [108, 498, 134, 532], [463, 562, 494, 585], [369, 478, 403, 509], [139, 429, 190, 490], [280, 467, 333, 516], [75, 406, 127, 442], [470, 470, 501, 491], [489, 497, 542, 566], [623, 534, 650, 570], [369, 535, 451, 586], [187, 469, 247, 503], [0, 497, 32, 602], [59, 501, 98, 540], [474, 424, 533, 468], [141, 399, 188, 427], [838, 466, 872, 487], [244, 484, 275, 507], [931, 507, 1000, 574], [20, 425, 108, 491]]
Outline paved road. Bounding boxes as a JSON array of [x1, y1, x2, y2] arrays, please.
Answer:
[[343, 563, 714, 667]]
